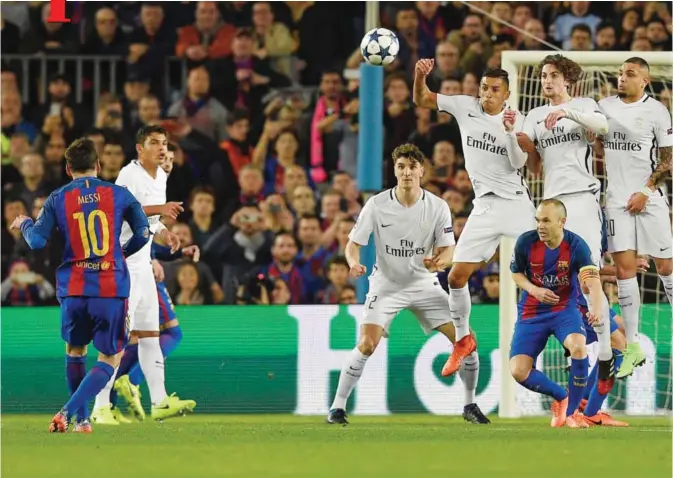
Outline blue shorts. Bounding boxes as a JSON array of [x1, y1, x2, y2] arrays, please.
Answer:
[[60, 297, 129, 355], [510, 308, 586, 359], [582, 307, 619, 344], [157, 281, 177, 326]]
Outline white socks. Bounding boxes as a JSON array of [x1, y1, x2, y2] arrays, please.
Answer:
[[331, 347, 370, 410], [138, 337, 167, 405], [459, 351, 479, 406], [449, 285, 471, 341], [93, 367, 118, 409], [659, 273, 673, 305], [617, 278, 641, 344]]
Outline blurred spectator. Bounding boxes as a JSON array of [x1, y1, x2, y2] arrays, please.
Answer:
[[188, 185, 219, 247], [296, 214, 330, 301], [127, 3, 176, 83], [384, 73, 416, 160], [1, 90, 38, 143], [646, 18, 672, 51], [261, 193, 294, 234], [338, 284, 357, 305], [553, 1, 602, 49], [4, 153, 53, 212], [33, 74, 86, 140], [40, 133, 67, 186], [309, 70, 345, 184], [122, 72, 151, 137], [2, 133, 30, 186], [462, 72, 480, 97], [618, 8, 641, 49], [416, 1, 448, 52], [289, 184, 317, 217], [333, 217, 355, 257], [165, 142, 197, 205], [168, 66, 229, 143], [512, 3, 534, 31], [453, 211, 469, 241], [443, 188, 467, 215], [80, 7, 128, 56], [432, 141, 457, 185], [333, 80, 360, 178], [203, 203, 273, 301], [331, 171, 362, 217], [475, 262, 500, 304], [428, 41, 462, 92], [631, 37, 653, 51], [1, 17, 21, 54], [453, 168, 473, 197], [318, 255, 351, 304], [394, 6, 434, 78], [263, 232, 305, 304], [217, 108, 252, 177], [176, 1, 236, 67], [256, 128, 307, 196], [84, 128, 106, 162], [1, 200, 27, 276], [251, 1, 296, 76], [595, 22, 618, 51], [1, 66, 19, 95], [171, 262, 209, 305], [448, 14, 493, 76], [569, 23, 594, 50], [518, 19, 552, 51], [319, 188, 348, 249], [1, 259, 55, 306], [282, 165, 308, 204], [20, 3, 77, 54], [99, 140, 125, 183], [211, 28, 291, 118], [488, 2, 514, 37], [221, 164, 264, 221], [137, 94, 162, 127]]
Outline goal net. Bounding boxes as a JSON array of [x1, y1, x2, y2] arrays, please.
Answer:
[[499, 51, 673, 418]]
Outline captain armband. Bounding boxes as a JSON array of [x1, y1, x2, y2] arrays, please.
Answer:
[[579, 265, 600, 285]]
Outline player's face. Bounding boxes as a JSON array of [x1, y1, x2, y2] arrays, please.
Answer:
[[161, 151, 174, 175], [478, 77, 509, 113], [394, 157, 424, 190], [617, 62, 649, 99], [540, 64, 568, 99], [535, 204, 565, 242], [138, 132, 168, 166]]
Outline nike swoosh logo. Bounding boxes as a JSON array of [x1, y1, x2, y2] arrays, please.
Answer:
[[468, 113, 478, 118], [348, 366, 361, 371], [154, 405, 170, 409], [381, 224, 393, 228], [660, 247, 670, 251]]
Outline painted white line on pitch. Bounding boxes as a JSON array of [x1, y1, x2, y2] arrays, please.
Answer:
[[458, 427, 671, 433]]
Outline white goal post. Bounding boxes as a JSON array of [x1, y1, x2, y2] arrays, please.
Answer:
[[498, 51, 673, 419]]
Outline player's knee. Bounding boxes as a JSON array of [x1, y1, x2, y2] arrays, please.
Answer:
[[357, 334, 380, 356], [448, 268, 469, 289], [509, 359, 532, 383], [654, 258, 672, 276], [564, 338, 587, 359], [66, 344, 86, 357]]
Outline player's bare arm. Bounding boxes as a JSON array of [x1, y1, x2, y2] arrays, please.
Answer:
[[144, 202, 184, 220], [345, 240, 366, 277], [579, 266, 603, 326], [512, 272, 560, 305], [627, 146, 672, 213], [412, 59, 438, 110], [503, 109, 527, 169], [423, 245, 455, 272], [544, 107, 608, 135]]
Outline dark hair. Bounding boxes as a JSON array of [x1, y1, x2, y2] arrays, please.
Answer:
[[273, 231, 296, 246], [536, 54, 583, 85], [226, 108, 250, 127], [647, 17, 666, 28], [482, 67, 510, 89], [392, 143, 425, 164], [341, 284, 356, 293], [189, 185, 216, 204], [167, 143, 178, 153], [624, 56, 650, 71], [596, 21, 616, 34], [234, 27, 254, 39], [84, 127, 105, 138], [455, 211, 470, 220], [65, 138, 98, 173], [298, 213, 321, 226], [328, 255, 350, 270], [331, 170, 353, 180], [136, 124, 167, 145], [570, 23, 592, 36], [103, 140, 123, 150]]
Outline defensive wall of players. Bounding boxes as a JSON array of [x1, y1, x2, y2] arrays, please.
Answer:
[[3, 305, 669, 416]]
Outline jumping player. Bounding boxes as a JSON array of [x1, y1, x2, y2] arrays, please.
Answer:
[[517, 54, 615, 392], [597, 56, 673, 378], [326, 144, 490, 426], [10, 138, 150, 433], [414, 59, 535, 377], [509, 199, 603, 428], [92, 126, 195, 422]]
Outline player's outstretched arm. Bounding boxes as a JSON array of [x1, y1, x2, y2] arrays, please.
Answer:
[[413, 59, 438, 110], [549, 103, 608, 135], [12, 196, 57, 249], [122, 199, 151, 257], [503, 110, 528, 169], [345, 240, 366, 278]]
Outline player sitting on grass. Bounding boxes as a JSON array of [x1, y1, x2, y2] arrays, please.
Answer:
[[509, 199, 602, 428], [10, 138, 150, 433]]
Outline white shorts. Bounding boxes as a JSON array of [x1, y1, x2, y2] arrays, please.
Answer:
[[128, 264, 160, 332], [454, 195, 536, 263], [362, 279, 450, 337], [606, 197, 673, 258], [556, 192, 603, 265]]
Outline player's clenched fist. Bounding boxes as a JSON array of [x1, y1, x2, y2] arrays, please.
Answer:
[[350, 263, 366, 278], [543, 109, 567, 130], [415, 59, 434, 76], [9, 214, 30, 231], [586, 311, 602, 327], [159, 202, 184, 220], [531, 286, 560, 305], [503, 108, 517, 133]]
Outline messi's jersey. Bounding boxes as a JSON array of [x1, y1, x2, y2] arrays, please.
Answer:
[[20, 177, 148, 298], [511, 229, 596, 322]]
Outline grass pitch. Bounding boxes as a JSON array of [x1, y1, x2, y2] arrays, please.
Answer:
[[2, 415, 670, 478]]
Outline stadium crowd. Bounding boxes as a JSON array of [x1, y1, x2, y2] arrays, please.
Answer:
[[1, 1, 671, 306]]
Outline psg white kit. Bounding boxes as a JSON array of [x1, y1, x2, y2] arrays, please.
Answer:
[[436, 94, 536, 263], [116, 160, 168, 332], [523, 97, 606, 263], [349, 189, 455, 336], [599, 94, 673, 258]]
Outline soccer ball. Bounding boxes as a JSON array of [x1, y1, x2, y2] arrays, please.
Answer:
[[360, 28, 400, 66]]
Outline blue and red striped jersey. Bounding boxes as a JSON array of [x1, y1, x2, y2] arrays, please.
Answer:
[[19, 176, 149, 298], [511, 229, 595, 322]]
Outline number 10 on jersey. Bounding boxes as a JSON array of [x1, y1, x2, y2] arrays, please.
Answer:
[[73, 210, 110, 258]]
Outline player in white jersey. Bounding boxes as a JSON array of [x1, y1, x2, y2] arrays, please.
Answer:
[[596, 57, 673, 378], [414, 59, 535, 378], [92, 125, 195, 423], [517, 54, 615, 392], [326, 144, 490, 425]]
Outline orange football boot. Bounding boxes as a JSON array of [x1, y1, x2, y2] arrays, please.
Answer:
[[565, 411, 592, 428], [585, 411, 629, 427], [550, 396, 568, 428], [48, 410, 69, 433], [441, 334, 477, 377]]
